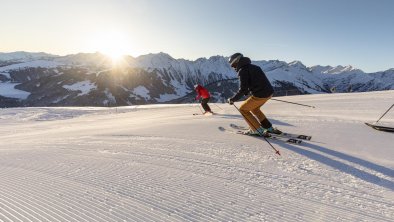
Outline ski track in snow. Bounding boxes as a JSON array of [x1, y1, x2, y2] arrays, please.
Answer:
[[0, 91, 393, 221]]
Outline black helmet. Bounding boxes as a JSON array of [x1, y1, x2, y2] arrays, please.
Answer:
[[229, 53, 243, 67]]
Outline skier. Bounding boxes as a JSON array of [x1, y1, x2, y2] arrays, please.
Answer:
[[194, 84, 213, 114], [227, 53, 281, 136]]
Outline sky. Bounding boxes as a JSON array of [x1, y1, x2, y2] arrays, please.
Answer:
[[0, 0, 393, 72]]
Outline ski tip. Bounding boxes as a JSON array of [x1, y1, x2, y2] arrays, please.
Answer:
[[299, 135, 312, 140]]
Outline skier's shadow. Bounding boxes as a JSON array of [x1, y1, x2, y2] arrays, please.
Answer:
[[270, 118, 294, 127], [276, 142, 394, 191]]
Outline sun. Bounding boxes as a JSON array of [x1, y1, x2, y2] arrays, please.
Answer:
[[102, 47, 125, 61], [90, 31, 131, 62]]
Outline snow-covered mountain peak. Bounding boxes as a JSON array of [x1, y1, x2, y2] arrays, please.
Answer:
[[252, 60, 288, 72], [289, 60, 303, 66], [0, 51, 57, 62], [324, 65, 364, 75], [133, 52, 176, 69], [139, 52, 174, 60], [55, 52, 112, 67], [288, 60, 308, 70], [1, 51, 393, 107], [208, 55, 226, 61], [309, 65, 333, 73]]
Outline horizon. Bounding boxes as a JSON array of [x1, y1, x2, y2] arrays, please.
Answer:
[[2, 50, 392, 73], [1, 0, 394, 72]]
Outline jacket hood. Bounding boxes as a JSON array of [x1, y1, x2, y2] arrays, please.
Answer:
[[236, 57, 251, 72]]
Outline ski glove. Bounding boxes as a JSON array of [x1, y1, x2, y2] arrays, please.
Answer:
[[227, 98, 234, 105]]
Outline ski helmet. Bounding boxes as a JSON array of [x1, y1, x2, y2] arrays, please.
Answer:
[[229, 53, 243, 67], [194, 84, 199, 89]]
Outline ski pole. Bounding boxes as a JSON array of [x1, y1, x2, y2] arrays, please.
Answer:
[[196, 101, 204, 114], [375, 104, 394, 123], [213, 103, 223, 110], [271, 98, 315, 108], [232, 104, 281, 156]]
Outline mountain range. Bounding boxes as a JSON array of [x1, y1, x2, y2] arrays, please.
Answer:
[[0, 51, 393, 107]]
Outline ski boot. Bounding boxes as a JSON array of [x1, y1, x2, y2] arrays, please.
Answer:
[[265, 127, 282, 135]]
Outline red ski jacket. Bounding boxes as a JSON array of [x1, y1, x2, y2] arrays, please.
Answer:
[[195, 85, 210, 100]]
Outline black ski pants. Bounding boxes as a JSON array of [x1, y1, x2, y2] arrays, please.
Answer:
[[201, 98, 211, 112]]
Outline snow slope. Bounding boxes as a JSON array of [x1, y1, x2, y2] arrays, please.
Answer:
[[0, 82, 30, 99], [0, 91, 393, 221]]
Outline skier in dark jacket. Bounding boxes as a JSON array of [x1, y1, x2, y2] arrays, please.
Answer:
[[227, 53, 281, 136], [195, 84, 212, 114]]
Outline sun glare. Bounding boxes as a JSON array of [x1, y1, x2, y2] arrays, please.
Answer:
[[90, 31, 131, 62]]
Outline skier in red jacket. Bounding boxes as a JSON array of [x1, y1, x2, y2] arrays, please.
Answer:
[[194, 84, 212, 114]]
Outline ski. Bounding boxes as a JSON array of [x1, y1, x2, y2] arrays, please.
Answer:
[[193, 112, 214, 116], [230, 123, 312, 140], [365, 122, 394, 132], [219, 126, 302, 144]]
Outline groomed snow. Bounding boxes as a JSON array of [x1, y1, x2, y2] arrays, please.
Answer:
[[0, 91, 393, 221]]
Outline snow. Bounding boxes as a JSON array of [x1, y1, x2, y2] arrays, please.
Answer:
[[0, 82, 30, 99], [0, 51, 56, 61], [103, 89, 116, 105], [0, 91, 393, 221], [132, 86, 150, 100], [132, 53, 235, 81], [0, 72, 11, 79], [156, 93, 180, 102], [154, 78, 191, 103], [1, 52, 392, 101], [63, 80, 97, 96], [323, 65, 365, 75], [0, 60, 62, 72]]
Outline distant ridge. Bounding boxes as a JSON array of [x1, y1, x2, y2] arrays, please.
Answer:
[[0, 51, 393, 107]]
